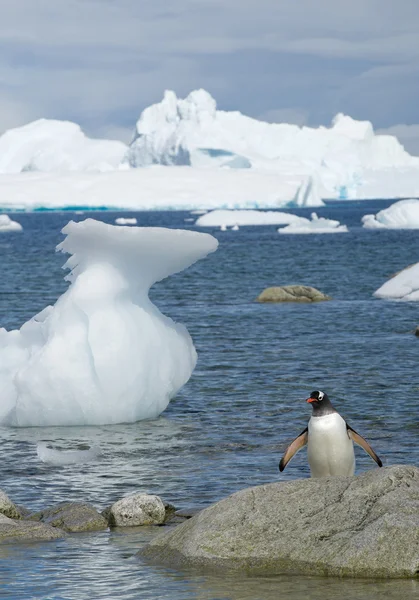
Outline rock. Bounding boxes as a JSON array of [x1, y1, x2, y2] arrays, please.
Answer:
[[141, 465, 419, 578], [0, 514, 65, 543], [28, 502, 108, 533], [0, 490, 22, 519], [256, 285, 330, 303], [414, 326, 419, 337], [107, 493, 167, 527]]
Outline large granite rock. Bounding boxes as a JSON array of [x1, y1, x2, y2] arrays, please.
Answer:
[[106, 493, 167, 527], [141, 465, 419, 578], [0, 490, 22, 519], [29, 502, 108, 532], [0, 514, 65, 543], [256, 285, 330, 303]]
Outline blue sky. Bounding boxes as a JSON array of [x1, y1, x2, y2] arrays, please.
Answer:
[[1, 0, 418, 153]]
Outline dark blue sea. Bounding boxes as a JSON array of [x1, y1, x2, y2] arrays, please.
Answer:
[[0, 200, 418, 599]]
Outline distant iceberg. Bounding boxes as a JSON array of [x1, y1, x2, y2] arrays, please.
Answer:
[[115, 217, 138, 225], [0, 119, 127, 173], [0, 219, 218, 426], [278, 212, 348, 234], [0, 214, 22, 232], [374, 262, 419, 301], [362, 199, 419, 229], [195, 209, 304, 227]]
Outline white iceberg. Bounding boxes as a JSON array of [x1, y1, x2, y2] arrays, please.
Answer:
[[0, 214, 22, 232], [374, 263, 419, 301], [0, 168, 318, 211], [278, 212, 348, 234], [362, 199, 419, 229], [0, 119, 127, 173], [195, 209, 304, 227], [0, 219, 218, 427], [36, 442, 101, 465], [115, 217, 138, 225]]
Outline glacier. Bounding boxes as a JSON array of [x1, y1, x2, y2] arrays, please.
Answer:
[[0, 219, 218, 427], [374, 263, 419, 301], [362, 199, 419, 229], [0, 89, 418, 211]]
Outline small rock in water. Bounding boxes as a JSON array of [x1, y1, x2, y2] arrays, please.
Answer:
[[0, 514, 66, 543], [0, 490, 22, 520], [28, 502, 108, 532], [106, 493, 167, 527], [256, 285, 331, 303]]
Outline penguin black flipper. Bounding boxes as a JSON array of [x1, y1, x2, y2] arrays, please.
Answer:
[[346, 424, 383, 467], [279, 427, 308, 472]]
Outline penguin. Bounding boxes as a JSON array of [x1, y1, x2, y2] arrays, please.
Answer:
[[279, 390, 382, 477]]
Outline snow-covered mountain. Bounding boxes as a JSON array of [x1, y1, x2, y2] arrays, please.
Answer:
[[0, 119, 127, 173]]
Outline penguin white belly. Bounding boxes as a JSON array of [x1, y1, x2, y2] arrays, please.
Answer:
[[307, 413, 355, 477]]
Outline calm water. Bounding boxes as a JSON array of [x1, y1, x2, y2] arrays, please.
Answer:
[[0, 201, 418, 599]]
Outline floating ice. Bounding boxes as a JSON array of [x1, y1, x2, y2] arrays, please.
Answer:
[[115, 217, 138, 225], [36, 442, 101, 465], [195, 209, 303, 227], [0, 214, 22, 232], [362, 199, 419, 229], [0, 219, 218, 426], [0, 119, 127, 173], [374, 262, 419, 301], [278, 212, 348, 234]]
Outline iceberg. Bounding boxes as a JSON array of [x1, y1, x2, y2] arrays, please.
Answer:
[[278, 212, 348, 234], [115, 217, 138, 225], [0, 219, 218, 426], [0, 214, 22, 232], [0, 119, 127, 173], [362, 199, 419, 229], [374, 263, 419, 301], [195, 209, 304, 227]]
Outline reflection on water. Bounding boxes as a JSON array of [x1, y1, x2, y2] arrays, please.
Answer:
[[0, 205, 418, 598]]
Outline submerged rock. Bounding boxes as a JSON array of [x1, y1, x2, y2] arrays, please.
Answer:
[[0, 514, 65, 543], [29, 502, 108, 532], [256, 285, 330, 303], [0, 490, 22, 520], [106, 493, 167, 527], [141, 465, 419, 578]]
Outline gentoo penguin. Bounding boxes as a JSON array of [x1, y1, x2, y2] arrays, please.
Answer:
[[279, 390, 382, 477]]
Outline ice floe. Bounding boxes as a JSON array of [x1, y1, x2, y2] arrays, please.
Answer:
[[374, 262, 419, 301], [362, 199, 419, 229], [195, 209, 303, 227], [0, 214, 22, 232], [278, 212, 348, 234], [115, 217, 138, 225], [0, 219, 218, 426]]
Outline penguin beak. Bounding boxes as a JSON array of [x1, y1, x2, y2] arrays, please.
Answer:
[[306, 397, 316, 403]]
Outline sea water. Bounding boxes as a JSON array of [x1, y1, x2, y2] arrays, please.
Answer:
[[0, 201, 418, 599]]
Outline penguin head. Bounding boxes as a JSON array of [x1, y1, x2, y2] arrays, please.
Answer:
[[306, 390, 329, 404], [306, 390, 336, 415]]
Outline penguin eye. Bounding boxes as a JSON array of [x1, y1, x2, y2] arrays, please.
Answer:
[[317, 391, 324, 401]]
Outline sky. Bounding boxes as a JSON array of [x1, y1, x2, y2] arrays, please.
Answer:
[[0, 0, 418, 153]]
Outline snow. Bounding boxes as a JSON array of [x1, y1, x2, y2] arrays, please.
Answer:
[[0, 214, 22, 232], [362, 199, 419, 229], [278, 212, 348, 234], [0, 168, 321, 211], [195, 209, 304, 227], [374, 262, 419, 301], [0, 119, 127, 173], [0, 219, 218, 427], [115, 217, 138, 225]]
